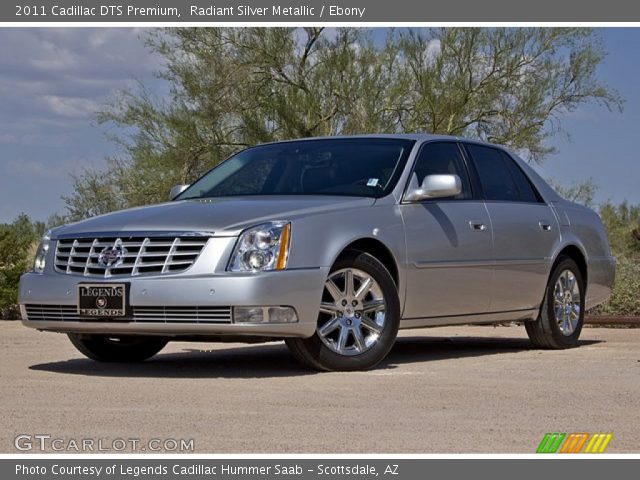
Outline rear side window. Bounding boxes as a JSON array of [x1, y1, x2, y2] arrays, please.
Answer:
[[501, 152, 540, 203], [411, 142, 472, 200], [466, 144, 519, 202]]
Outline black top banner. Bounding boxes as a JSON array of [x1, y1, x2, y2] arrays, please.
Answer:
[[5, 0, 640, 22]]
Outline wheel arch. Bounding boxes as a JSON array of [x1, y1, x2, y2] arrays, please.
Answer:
[[332, 237, 400, 289], [553, 244, 588, 286]]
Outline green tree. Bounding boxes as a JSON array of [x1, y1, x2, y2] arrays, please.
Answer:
[[547, 178, 597, 208], [599, 201, 640, 258], [590, 201, 640, 317], [0, 215, 44, 318], [65, 27, 622, 218]]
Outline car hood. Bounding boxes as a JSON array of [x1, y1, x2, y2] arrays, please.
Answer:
[[53, 196, 375, 238]]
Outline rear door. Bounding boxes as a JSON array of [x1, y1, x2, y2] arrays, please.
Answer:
[[400, 141, 493, 319], [464, 144, 559, 312]]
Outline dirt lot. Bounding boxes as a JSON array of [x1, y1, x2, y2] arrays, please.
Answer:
[[0, 322, 638, 453]]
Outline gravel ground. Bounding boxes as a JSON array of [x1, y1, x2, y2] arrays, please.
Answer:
[[1, 321, 638, 453]]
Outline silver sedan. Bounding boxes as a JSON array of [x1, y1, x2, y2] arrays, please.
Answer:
[[19, 135, 615, 371]]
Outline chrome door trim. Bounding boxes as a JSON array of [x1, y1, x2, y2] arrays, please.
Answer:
[[412, 258, 548, 269], [412, 259, 494, 269], [400, 308, 538, 328]]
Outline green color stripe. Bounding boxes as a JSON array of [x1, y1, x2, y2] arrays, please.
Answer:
[[537, 433, 566, 453], [536, 433, 553, 453], [548, 433, 566, 453]]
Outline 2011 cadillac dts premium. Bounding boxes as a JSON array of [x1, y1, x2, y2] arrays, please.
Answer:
[[19, 135, 615, 371]]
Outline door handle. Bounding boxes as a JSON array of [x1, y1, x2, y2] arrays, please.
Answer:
[[539, 221, 552, 231], [469, 221, 487, 231]]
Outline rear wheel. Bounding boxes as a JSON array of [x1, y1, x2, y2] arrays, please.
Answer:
[[525, 256, 585, 349], [68, 334, 168, 362], [286, 251, 400, 371]]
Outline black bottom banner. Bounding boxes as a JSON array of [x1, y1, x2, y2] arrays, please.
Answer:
[[4, 459, 638, 480]]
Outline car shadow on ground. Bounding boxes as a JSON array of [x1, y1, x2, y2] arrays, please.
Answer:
[[28, 334, 602, 379], [381, 336, 600, 368]]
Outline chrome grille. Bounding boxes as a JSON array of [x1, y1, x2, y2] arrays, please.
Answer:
[[54, 236, 209, 277], [25, 304, 233, 324], [132, 306, 232, 323]]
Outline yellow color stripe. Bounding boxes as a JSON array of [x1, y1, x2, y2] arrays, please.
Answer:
[[584, 434, 599, 453], [598, 434, 613, 453], [587, 434, 606, 453]]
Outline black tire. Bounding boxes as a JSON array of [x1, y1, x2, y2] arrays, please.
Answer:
[[286, 251, 400, 371], [525, 256, 585, 349], [67, 334, 168, 362]]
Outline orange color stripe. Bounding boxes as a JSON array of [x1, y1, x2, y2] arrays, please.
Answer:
[[572, 433, 590, 453], [560, 434, 576, 453]]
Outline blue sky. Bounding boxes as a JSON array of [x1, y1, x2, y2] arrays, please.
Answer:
[[539, 29, 640, 204], [0, 28, 638, 223]]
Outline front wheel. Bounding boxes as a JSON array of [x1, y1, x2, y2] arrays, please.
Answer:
[[286, 251, 400, 371], [68, 334, 168, 362], [525, 256, 585, 349]]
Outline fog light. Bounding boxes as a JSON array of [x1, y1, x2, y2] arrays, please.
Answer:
[[233, 306, 298, 324], [267, 307, 298, 323], [233, 307, 265, 324]]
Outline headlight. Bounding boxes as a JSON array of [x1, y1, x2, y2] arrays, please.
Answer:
[[228, 221, 291, 272], [33, 230, 52, 274]]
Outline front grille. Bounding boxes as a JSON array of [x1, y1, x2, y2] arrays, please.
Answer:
[[25, 304, 233, 324], [132, 306, 232, 323], [54, 236, 209, 277]]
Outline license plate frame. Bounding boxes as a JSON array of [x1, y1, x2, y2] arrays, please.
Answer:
[[77, 283, 128, 317]]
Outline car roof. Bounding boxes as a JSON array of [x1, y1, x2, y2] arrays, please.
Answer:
[[258, 133, 517, 151], [261, 133, 461, 144]]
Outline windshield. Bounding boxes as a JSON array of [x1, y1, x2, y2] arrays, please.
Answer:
[[177, 138, 415, 200]]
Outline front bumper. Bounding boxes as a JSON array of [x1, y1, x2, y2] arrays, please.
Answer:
[[18, 268, 328, 338]]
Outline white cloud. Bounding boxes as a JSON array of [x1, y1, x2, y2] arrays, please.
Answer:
[[0, 133, 19, 144], [0, 28, 163, 222], [4, 158, 67, 179], [425, 39, 441, 62], [322, 27, 339, 41], [0, 28, 162, 121], [40, 95, 100, 118], [0, 27, 163, 139]]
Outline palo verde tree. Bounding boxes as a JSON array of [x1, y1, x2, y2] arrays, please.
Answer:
[[65, 27, 621, 219]]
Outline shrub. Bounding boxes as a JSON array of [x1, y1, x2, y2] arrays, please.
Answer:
[[0, 215, 44, 319], [591, 256, 640, 317]]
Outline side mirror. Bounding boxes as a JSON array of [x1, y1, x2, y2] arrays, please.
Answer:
[[169, 184, 189, 200], [404, 174, 462, 202]]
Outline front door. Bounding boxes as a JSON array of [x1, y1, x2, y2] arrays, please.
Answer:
[[400, 142, 493, 319]]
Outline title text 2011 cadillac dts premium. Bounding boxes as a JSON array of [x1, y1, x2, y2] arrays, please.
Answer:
[[19, 135, 615, 371]]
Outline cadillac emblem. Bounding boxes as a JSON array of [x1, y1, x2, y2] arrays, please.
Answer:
[[97, 243, 127, 268]]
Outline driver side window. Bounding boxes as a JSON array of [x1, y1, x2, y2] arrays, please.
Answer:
[[412, 142, 472, 200]]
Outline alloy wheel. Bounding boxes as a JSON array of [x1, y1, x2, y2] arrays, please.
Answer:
[[316, 268, 387, 356], [553, 269, 581, 336]]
